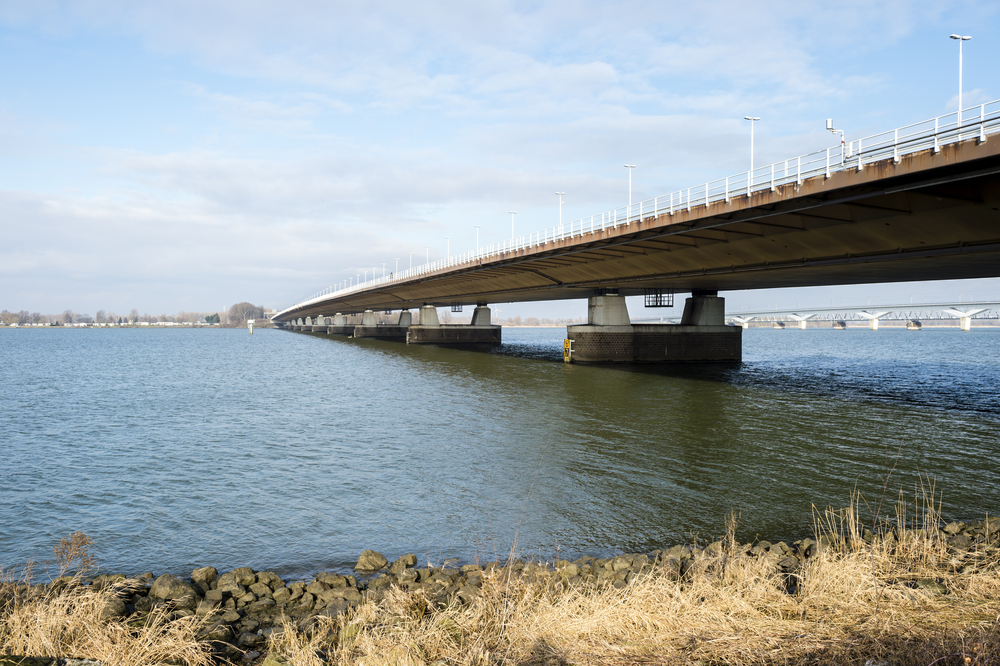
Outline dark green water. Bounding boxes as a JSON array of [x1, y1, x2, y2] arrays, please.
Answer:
[[1, 326, 997, 579]]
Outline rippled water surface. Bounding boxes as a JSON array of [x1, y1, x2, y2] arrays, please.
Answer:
[[1, 326, 998, 578]]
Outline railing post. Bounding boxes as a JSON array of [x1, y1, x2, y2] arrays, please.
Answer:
[[797, 155, 802, 185], [746, 170, 751, 197], [856, 138, 864, 172], [934, 116, 940, 153], [825, 147, 830, 179], [980, 104, 987, 144], [705, 182, 709, 207], [686, 187, 691, 212], [654, 196, 658, 216], [670, 192, 674, 216], [725, 176, 729, 202], [638, 200, 642, 223], [770, 164, 775, 192], [893, 128, 900, 163]]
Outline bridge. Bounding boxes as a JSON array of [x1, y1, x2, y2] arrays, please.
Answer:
[[273, 101, 1000, 362], [636, 301, 1000, 330]]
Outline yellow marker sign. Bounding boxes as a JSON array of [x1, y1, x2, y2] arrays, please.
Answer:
[[563, 338, 572, 363]]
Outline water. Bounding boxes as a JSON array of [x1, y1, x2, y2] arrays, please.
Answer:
[[1, 326, 998, 580]]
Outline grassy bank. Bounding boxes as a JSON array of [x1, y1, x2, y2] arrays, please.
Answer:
[[2, 493, 999, 665]]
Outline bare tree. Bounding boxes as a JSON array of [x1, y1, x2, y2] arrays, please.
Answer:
[[63, 309, 75, 325], [228, 302, 264, 326], [95, 309, 106, 323]]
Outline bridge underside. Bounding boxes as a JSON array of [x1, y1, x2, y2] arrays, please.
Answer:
[[278, 138, 1000, 321]]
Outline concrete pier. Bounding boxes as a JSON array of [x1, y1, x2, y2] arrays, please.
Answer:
[[566, 292, 741, 363], [327, 313, 355, 336], [407, 304, 502, 346], [353, 310, 411, 340]]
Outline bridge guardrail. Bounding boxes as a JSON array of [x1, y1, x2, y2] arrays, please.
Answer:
[[280, 100, 1000, 317]]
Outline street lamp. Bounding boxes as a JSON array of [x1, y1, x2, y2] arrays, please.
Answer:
[[473, 225, 481, 249], [381, 262, 386, 278], [555, 192, 565, 228], [624, 165, 636, 213], [508, 211, 517, 239], [744, 116, 760, 174], [826, 119, 845, 163], [950, 34, 971, 131]]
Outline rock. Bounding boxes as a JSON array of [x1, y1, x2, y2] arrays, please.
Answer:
[[100, 596, 128, 619], [943, 521, 964, 535], [316, 572, 347, 587], [559, 563, 580, 578], [196, 600, 219, 617], [149, 574, 198, 601], [262, 653, 290, 666], [273, 587, 292, 604], [390, 554, 419, 575], [947, 534, 972, 550], [611, 555, 632, 571], [191, 566, 218, 586], [702, 541, 723, 557], [231, 567, 256, 586], [237, 631, 264, 647], [215, 572, 247, 597], [356, 550, 389, 572], [915, 579, 948, 595], [250, 582, 274, 598], [172, 593, 198, 610], [204, 588, 225, 603], [256, 571, 284, 589]]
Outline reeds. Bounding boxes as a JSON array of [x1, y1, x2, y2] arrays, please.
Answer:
[[273, 485, 1000, 666]]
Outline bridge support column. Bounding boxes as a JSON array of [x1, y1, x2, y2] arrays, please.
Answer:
[[407, 303, 501, 346], [354, 309, 409, 340], [960, 316, 972, 331], [327, 312, 355, 336], [869, 318, 879, 330], [311, 316, 328, 332], [418, 305, 440, 326], [566, 291, 741, 363], [398, 310, 412, 326]]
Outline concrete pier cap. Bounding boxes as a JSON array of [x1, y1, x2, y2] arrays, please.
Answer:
[[418, 304, 440, 327], [398, 310, 412, 327], [470, 304, 492, 326], [361, 310, 377, 327], [333, 313, 347, 326], [566, 289, 741, 363]]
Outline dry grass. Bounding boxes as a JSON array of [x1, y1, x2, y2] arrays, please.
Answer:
[[271, 489, 1000, 666], [0, 548, 214, 666]]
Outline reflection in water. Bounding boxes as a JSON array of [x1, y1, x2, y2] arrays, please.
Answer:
[[0, 326, 997, 579]]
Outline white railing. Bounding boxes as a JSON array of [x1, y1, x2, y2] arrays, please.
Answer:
[[278, 100, 1000, 317]]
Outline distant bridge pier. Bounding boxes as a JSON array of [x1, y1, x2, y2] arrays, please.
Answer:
[[406, 304, 501, 346], [859, 311, 889, 330], [566, 291, 741, 363], [328, 312, 355, 336], [354, 308, 409, 340], [310, 316, 328, 332], [789, 314, 817, 330], [944, 308, 987, 331]]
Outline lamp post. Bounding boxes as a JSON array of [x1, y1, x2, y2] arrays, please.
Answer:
[[624, 165, 636, 215], [555, 192, 565, 229], [445, 237, 451, 258], [508, 211, 517, 239], [744, 116, 760, 174], [826, 119, 845, 163], [363, 269, 367, 284], [381, 262, 386, 278], [473, 225, 481, 249], [950, 34, 971, 131]]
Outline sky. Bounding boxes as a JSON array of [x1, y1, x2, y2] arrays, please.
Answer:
[[1, 0, 999, 319]]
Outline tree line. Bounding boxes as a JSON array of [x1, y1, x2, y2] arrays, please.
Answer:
[[1, 302, 267, 327]]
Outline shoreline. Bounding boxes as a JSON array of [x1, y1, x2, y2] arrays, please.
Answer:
[[4, 514, 998, 664]]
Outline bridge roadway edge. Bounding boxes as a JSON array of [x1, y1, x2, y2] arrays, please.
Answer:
[[275, 138, 1000, 321]]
